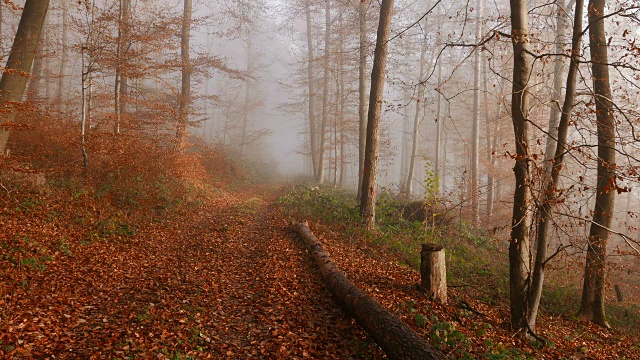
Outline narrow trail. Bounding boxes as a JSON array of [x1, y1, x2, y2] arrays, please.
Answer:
[[1, 188, 381, 359]]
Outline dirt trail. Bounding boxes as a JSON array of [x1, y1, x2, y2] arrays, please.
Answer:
[[1, 190, 381, 359]]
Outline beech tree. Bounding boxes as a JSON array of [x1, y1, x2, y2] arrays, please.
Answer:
[[528, 0, 584, 333], [507, 0, 534, 332], [175, 0, 192, 149], [0, 0, 50, 155], [360, 0, 394, 229], [578, 0, 616, 327], [357, 0, 368, 199]]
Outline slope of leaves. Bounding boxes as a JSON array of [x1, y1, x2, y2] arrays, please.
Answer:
[[277, 184, 640, 359]]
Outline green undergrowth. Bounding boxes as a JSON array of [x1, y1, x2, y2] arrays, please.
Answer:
[[277, 183, 640, 342], [277, 184, 506, 297]]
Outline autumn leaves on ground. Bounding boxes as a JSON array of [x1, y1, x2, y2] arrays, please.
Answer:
[[1, 122, 639, 359]]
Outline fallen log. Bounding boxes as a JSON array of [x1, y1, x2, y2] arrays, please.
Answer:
[[292, 222, 446, 360]]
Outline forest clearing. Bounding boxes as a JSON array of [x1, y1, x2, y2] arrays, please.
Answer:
[[2, 0, 640, 358]]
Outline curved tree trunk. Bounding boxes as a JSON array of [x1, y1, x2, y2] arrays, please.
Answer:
[[527, 0, 584, 333], [405, 32, 428, 197], [578, 0, 616, 328], [292, 222, 445, 360], [0, 0, 50, 154]]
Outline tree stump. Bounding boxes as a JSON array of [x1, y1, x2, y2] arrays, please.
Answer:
[[421, 244, 447, 304]]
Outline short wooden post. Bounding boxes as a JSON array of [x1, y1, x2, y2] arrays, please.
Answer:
[[420, 244, 447, 304]]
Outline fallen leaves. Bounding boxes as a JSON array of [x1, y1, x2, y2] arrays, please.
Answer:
[[0, 188, 381, 358]]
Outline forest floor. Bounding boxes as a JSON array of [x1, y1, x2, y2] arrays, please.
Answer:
[[1, 163, 640, 358], [0, 184, 385, 359]]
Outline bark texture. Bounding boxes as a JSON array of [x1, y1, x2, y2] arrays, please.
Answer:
[[360, 0, 394, 229], [578, 0, 615, 327], [292, 222, 445, 360], [420, 244, 447, 304], [508, 0, 533, 331], [0, 0, 50, 154]]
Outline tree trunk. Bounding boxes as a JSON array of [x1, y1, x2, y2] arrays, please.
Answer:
[[119, 0, 130, 119], [0, 0, 50, 154], [483, 48, 493, 220], [578, 0, 616, 328], [400, 90, 410, 194], [470, 0, 482, 226], [44, 19, 52, 102], [508, 0, 533, 331], [240, 34, 252, 155], [81, 48, 90, 170], [527, 0, 584, 333], [406, 30, 428, 197], [304, 0, 319, 179], [360, 0, 394, 230], [625, 190, 632, 236], [27, 32, 45, 101], [338, 15, 345, 188], [175, 0, 192, 150], [292, 222, 445, 360], [543, 0, 575, 180], [317, 0, 331, 183], [435, 60, 443, 195], [114, 0, 123, 134], [55, 0, 67, 113], [357, 0, 368, 199]]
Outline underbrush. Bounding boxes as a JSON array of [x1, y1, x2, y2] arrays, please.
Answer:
[[0, 111, 240, 280], [277, 184, 506, 295], [277, 184, 640, 356]]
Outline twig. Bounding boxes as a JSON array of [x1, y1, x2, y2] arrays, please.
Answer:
[[556, 212, 640, 256]]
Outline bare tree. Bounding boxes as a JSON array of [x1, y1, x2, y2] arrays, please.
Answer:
[[470, 0, 482, 226], [304, 0, 319, 179], [55, 0, 68, 113], [507, 0, 534, 331], [578, 0, 616, 327], [528, 0, 584, 333], [317, 0, 331, 183], [405, 20, 428, 197], [175, 0, 192, 149], [357, 0, 368, 199], [360, 0, 394, 229]]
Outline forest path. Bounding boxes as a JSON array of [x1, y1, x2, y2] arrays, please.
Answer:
[[1, 186, 379, 359]]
